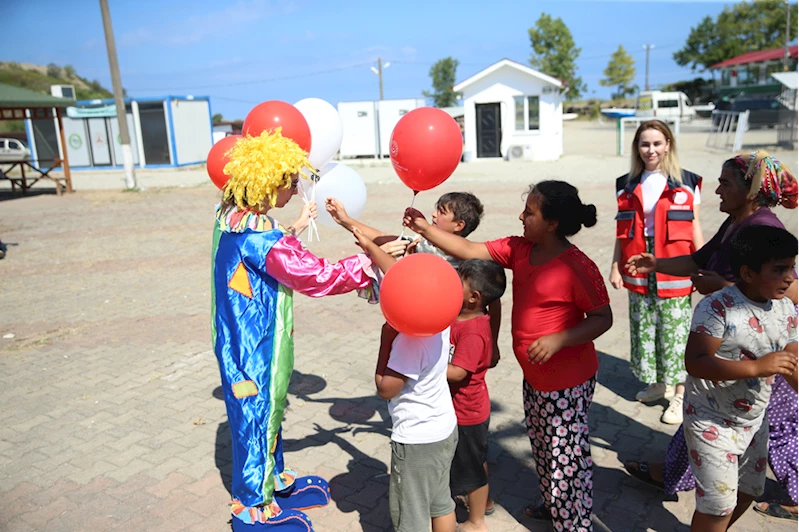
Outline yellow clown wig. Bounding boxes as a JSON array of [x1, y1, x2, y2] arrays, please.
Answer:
[[222, 128, 311, 210]]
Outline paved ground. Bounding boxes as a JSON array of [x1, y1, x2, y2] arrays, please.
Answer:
[[0, 121, 796, 531]]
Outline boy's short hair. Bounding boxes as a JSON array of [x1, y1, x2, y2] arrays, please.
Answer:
[[730, 225, 798, 277], [435, 192, 484, 237], [459, 259, 506, 306]]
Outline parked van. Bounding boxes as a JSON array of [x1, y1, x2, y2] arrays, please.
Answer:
[[635, 91, 696, 122]]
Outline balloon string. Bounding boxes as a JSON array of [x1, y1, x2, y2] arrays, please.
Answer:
[[398, 190, 419, 239], [301, 189, 319, 242]]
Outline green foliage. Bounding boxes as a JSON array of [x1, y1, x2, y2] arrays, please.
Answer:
[[528, 14, 585, 100], [600, 45, 637, 99], [0, 62, 113, 100], [212, 113, 224, 124], [674, 1, 798, 71], [46, 63, 61, 78], [422, 57, 461, 108]]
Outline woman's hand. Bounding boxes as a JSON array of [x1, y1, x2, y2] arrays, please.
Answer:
[[292, 200, 317, 235], [609, 263, 624, 290], [325, 198, 350, 227], [403, 208, 430, 235], [379, 239, 409, 258], [527, 333, 564, 365], [690, 270, 730, 295], [626, 253, 657, 275]]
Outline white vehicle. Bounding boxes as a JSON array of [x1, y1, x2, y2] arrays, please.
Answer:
[[0, 138, 30, 162], [635, 91, 696, 122]]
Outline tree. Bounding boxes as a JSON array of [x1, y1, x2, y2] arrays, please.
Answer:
[[46, 63, 61, 79], [63, 65, 76, 78], [423, 57, 461, 108], [528, 14, 585, 100], [661, 77, 714, 103], [212, 113, 224, 124], [600, 45, 637, 100], [674, 1, 797, 71]]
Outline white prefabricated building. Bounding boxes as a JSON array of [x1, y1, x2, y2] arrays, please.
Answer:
[[454, 59, 564, 161], [25, 96, 213, 169], [338, 98, 426, 158]]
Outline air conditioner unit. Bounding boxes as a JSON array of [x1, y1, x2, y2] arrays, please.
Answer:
[[51, 85, 76, 99], [507, 145, 529, 161]]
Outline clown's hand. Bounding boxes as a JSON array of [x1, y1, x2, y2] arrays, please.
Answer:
[[292, 201, 317, 235]]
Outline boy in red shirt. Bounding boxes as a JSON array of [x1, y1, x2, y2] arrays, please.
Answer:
[[448, 259, 507, 532]]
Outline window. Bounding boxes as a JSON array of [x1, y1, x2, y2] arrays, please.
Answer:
[[8, 140, 20, 150], [0, 140, 5, 149], [658, 99, 679, 108], [721, 69, 731, 86], [61, 87, 75, 99], [527, 96, 540, 130], [767, 63, 783, 76], [514, 96, 525, 130]]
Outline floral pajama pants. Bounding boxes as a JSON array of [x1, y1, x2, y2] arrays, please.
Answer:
[[628, 238, 691, 386], [524, 377, 595, 532]]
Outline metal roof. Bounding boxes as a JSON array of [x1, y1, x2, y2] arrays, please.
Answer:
[[711, 45, 798, 69], [0, 82, 76, 108], [771, 71, 798, 90]]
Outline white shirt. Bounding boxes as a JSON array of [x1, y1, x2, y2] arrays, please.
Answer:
[[386, 328, 457, 444], [617, 170, 701, 237]]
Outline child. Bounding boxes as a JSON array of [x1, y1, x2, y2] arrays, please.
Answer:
[[326, 192, 502, 367], [404, 180, 613, 532], [448, 259, 507, 532], [352, 229, 459, 532], [683, 225, 798, 532]]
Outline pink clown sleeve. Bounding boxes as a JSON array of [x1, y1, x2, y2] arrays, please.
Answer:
[[265, 235, 379, 297]]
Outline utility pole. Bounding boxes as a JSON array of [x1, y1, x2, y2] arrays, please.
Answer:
[[642, 44, 655, 91], [378, 57, 384, 100], [99, 0, 136, 189], [785, 0, 792, 71]]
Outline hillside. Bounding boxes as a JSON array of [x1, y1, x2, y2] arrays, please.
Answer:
[[0, 62, 113, 101]]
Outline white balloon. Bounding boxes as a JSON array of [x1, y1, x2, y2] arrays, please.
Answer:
[[294, 98, 343, 170], [313, 162, 367, 227]]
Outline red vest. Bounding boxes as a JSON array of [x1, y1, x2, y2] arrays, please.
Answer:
[[616, 172, 699, 298]]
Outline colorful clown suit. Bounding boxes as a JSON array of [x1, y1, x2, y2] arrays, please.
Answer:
[[212, 207, 376, 529]]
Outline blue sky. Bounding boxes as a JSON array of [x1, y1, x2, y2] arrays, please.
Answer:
[[4, 0, 750, 119]]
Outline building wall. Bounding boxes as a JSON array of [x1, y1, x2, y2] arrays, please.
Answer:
[[462, 65, 562, 161], [170, 99, 212, 165]]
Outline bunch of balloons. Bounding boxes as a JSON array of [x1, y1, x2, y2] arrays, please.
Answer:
[[206, 98, 367, 232]]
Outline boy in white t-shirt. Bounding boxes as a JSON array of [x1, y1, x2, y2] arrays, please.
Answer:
[[353, 229, 458, 532]]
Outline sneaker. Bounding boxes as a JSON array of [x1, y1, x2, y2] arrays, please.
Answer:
[[635, 383, 672, 403], [661, 393, 684, 424]]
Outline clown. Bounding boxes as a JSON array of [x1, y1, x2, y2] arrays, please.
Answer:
[[211, 130, 378, 530]]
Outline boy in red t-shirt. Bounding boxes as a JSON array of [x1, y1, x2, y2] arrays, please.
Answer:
[[448, 259, 507, 532]]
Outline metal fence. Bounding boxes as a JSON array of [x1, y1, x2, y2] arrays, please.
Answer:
[[706, 110, 749, 152], [777, 108, 798, 150]]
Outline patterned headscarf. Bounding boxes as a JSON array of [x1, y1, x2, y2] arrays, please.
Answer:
[[732, 150, 798, 209]]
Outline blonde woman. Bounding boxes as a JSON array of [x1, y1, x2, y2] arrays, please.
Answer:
[[609, 120, 704, 424]]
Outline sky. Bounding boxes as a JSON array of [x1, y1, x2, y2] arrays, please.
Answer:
[[2, 0, 757, 120]]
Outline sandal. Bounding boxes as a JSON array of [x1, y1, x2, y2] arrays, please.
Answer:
[[753, 502, 798, 521], [453, 494, 496, 516], [623, 461, 665, 492], [522, 502, 551, 521]]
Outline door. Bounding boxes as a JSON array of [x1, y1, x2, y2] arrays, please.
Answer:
[[476, 103, 501, 158], [88, 118, 112, 165], [138, 103, 171, 165]]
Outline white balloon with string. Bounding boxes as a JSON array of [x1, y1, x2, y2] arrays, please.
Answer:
[[313, 162, 367, 227], [294, 98, 343, 170]]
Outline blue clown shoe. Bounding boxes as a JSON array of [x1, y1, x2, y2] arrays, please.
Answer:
[[231, 509, 314, 532], [274, 476, 331, 511]]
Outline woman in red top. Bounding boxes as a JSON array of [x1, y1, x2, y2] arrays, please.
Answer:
[[404, 180, 613, 532]]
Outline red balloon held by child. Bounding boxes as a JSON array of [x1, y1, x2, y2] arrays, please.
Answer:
[[379, 254, 462, 337], [242, 101, 312, 153], [389, 107, 462, 192], [206, 135, 241, 190]]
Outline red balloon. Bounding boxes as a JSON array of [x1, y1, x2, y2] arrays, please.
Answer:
[[379, 254, 462, 337], [242, 101, 312, 153], [389, 107, 463, 192], [207, 135, 241, 190]]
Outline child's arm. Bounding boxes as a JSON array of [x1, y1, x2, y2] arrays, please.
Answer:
[[527, 305, 613, 364], [684, 332, 798, 381], [403, 208, 492, 261], [374, 324, 408, 399], [447, 364, 469, 383], [353, 228, 396, 274], [326, 198, 390, 241], [488, 299, 502, 367]]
